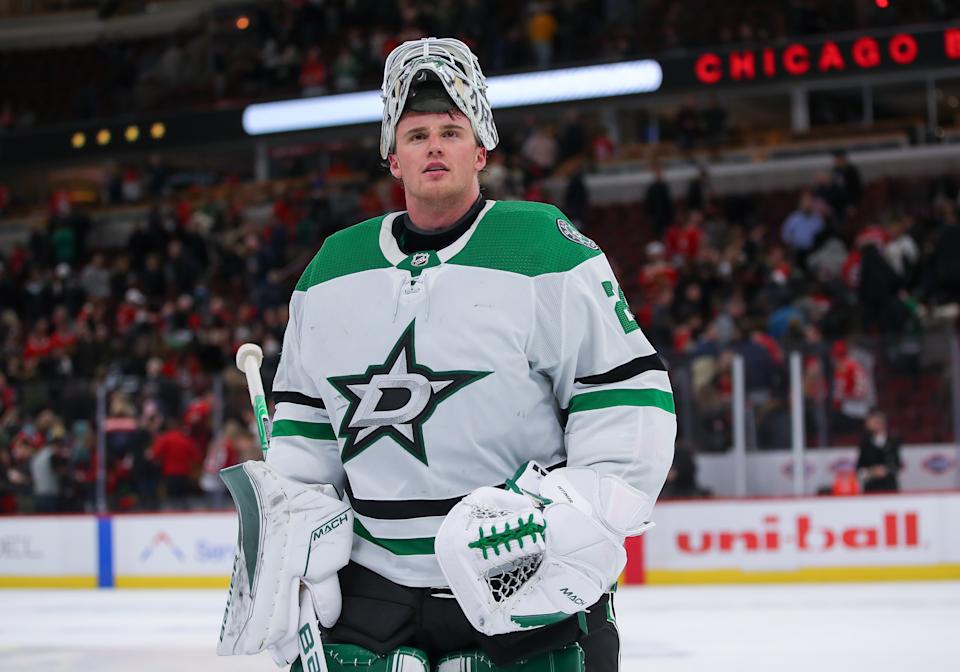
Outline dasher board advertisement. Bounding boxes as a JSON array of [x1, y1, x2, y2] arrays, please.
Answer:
[[0, 516, 97, 587], [111, 513, 237, 588], [643, 493, 960, 583]]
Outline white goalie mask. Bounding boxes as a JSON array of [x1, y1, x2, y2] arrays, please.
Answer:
[[380, 37, 499, 160]]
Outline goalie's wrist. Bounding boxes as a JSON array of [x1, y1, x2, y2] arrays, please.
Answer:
[[540, 467, 654, 539]]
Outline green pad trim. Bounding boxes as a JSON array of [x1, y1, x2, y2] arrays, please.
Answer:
[[219, 464, 260, 591], [503, 462, 552, 506], [576, 611, 588, 635], [291, 644, 429, 672], [437, 643, 584, 672]]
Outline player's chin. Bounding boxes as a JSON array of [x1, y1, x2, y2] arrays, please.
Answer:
[[417, 179, 457, 198]]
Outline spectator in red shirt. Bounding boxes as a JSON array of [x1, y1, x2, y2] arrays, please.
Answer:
[[49, 306, 77, 357], [299, 47, 327, 96], [666, 210, 704, 264], [0, 373, 15, 415], [199, 418, 246, 508], [637, 241, 679, 299], [831, 340, 874, 438], [22, 319, 52, 363], [591, 129, 615, 164], [149, 419, 202, 506]]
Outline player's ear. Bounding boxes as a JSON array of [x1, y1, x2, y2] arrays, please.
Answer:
[[388, 153, 402, 180], [475, 146, 487, 172]]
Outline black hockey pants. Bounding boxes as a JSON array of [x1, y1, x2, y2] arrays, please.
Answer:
[[323, 562, 620, 672]]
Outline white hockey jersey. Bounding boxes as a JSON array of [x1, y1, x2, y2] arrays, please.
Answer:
[[266, 200, 676, 587]]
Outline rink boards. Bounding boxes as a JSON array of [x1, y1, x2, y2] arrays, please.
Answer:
[[2, 492, 959, 588], [635, 491, 960, 584]]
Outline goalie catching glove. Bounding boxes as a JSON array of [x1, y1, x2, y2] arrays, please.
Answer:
[[435, 465, 654, 636], [218, 461, 353, 665]]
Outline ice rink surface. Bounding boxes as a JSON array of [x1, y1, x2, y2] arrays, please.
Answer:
[[1, 581, 958, 672]]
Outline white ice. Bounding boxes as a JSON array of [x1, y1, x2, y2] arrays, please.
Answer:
[[1, 582, 958, 672]]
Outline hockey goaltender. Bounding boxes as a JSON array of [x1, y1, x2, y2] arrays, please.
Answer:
[[216, 37, 677, 672]]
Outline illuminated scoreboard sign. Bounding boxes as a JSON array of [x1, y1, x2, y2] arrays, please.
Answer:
[[662, 25, 960, 89]]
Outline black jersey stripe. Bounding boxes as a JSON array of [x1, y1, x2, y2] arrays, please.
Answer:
[[574, 354, 667, 386], [347, 480, 461, 519], [346, 461, 567, 520], [273, 390, 326, 410]]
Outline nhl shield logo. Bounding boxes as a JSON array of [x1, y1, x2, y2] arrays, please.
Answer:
[[411, 252, 431, 267], [557, 218, 599, 250]]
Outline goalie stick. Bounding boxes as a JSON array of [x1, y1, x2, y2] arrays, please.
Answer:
[[236, 343, 273, 455], [235, 343, 328, 672]]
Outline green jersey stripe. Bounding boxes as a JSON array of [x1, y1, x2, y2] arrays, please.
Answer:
[[272, 419, 336, 441], [568, 388, 675, 415], [353, 519, 435, 556]]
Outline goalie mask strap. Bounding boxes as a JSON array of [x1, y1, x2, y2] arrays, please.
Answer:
[[404, 71, 457, 113], [380, 37, 498, 159]]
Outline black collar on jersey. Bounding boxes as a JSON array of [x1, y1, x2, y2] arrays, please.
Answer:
[[394, 194, 486, 255]]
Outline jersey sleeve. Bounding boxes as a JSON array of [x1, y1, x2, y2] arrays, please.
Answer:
[[265, 287, 346, 493], [529, 252, 676, 503]]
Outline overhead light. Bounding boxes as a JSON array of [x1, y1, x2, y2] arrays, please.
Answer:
[[71, 132, 86, 149], [242, 59, 663, 135], [150, 122, 166, 140], [125, 125, 140, 142], [235, 15, 250, 30], [96, 129, 111, 145]]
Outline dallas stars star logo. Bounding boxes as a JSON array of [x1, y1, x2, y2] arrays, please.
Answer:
[[328, 321, 490, 465]]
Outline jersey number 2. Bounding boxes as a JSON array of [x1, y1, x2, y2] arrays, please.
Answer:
[[602, 281, 639, 334]]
